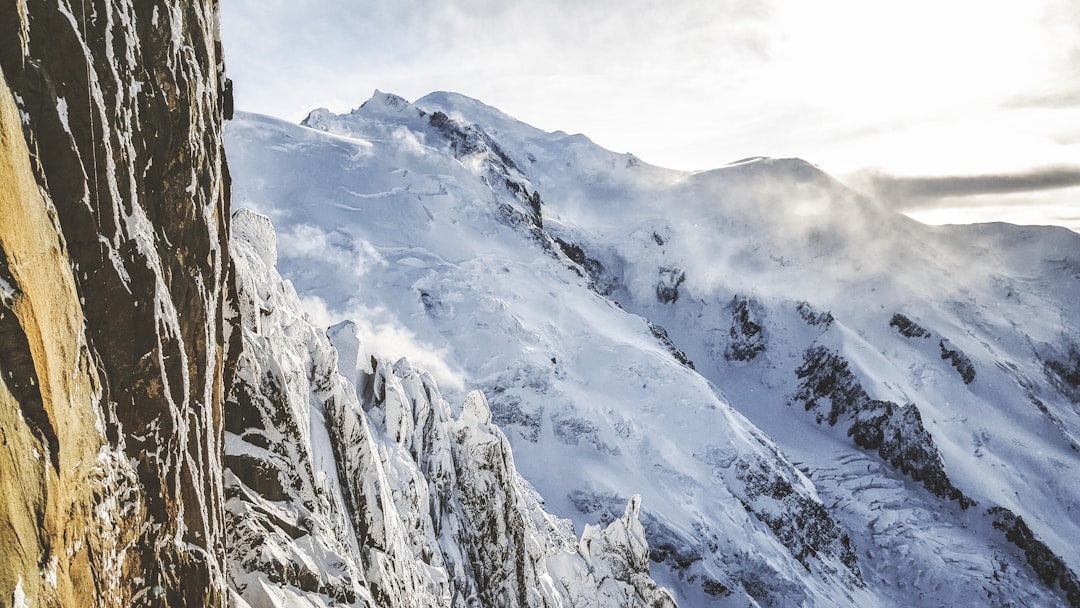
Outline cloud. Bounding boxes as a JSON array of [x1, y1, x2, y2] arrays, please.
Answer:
[[854, 166, 1080, 204], [847, 166, 1080, 232], [1004, 89, 1080, 110], [299, 294, 465, 396], [221, 1, 1080, 231], [220, 0, 777, 123], [899, 191, 1080, 233]]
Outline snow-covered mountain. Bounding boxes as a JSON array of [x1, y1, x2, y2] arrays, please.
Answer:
[[4, 2, 1077, 600], [226, 208, 675, 607], [1, 2, 676, 605], [226, 90, 1080, 607]]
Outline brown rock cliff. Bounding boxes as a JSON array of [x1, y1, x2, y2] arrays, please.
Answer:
[[0, 1, 232, 605]]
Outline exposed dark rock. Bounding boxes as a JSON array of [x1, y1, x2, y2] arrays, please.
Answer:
[[554, 416, 599, 445], [528, 189, 544, 227], [889, 315, 975, 384], [1, 1, 231, 605], [505, 180, 544, 228], [553, 236, 616, 295], [429, 110, 520, 175], [702, 577, 732, 597], [569, 489, 625, 525], [940, 338, 976, 384], [793, 347, 973, 508], [419, 289, 455, 318], [734, 455, 862, 577], [224, 454, 288, 502], [649, 322, 696, 369], [890, 313, 931, 339], [555, 237, 589, 266], [1044, 345, 1080, 404], [849, 401, 973, 507], [726, 296, 767, 362], [484, 386, 543, 442], [988, 506, 1080, 607], [641, 513, 705, 570], [656, 267, 686, 304], [796, 301, 834, 329]]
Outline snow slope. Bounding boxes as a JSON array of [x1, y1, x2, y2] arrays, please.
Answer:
[[226, 91, 1080, 607], [225, 208, 675, 607]]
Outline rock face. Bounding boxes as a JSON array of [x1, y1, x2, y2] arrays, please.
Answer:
[[226, 209, 676, 607], [0, 68, 112, 608], [1, 5, 677, 606], [0, 1, 231, 606], [7, 1, 1080, 604], [792, 346, 973, 507]]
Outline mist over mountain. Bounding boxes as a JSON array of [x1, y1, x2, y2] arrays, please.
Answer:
[[226, 91, 1080, 606], [2, 2, 1079, 607]]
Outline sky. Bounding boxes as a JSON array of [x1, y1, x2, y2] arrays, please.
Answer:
[[221, 0, 1080, 231]]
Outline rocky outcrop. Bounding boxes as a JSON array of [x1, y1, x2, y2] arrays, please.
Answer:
[[725, 296, 767, 362], [655, 266, 686, 304], [227, 209, 676, 607], [343, 356, 677, 608], [796, 301, 834, 329], [939, 338, 976, 384], [225, 210, 370, 605], [731, 453, 861, 577], [988, 507, 1080, 607], [648, 322, 696, 369], [554, 236, 617, 295], [890, 313, 976, 384], [793, 347, 973, 508], [0, 68, 120, 608], [1043, 344, 1080, 404], [889, 313, 930, 339], [0, 1, 231, 605]]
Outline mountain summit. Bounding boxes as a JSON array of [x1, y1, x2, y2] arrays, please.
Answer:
[[226, 91, 1080, 606]]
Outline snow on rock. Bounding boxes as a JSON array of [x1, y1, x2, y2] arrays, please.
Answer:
[[791, 345, 973, 507], [227, 208, 675, 607], [227, 96, 879, 607], [226, 208, 372, 606], [227, 90, 1080, 607]]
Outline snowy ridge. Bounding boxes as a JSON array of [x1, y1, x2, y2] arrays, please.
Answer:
[[225, 209, 675, 607], [226, 91, 1080, 606]]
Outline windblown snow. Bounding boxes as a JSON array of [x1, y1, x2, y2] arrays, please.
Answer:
[[225, 90, 1080, 607]]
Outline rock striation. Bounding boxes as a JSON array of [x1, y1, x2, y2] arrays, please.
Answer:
[[1, 0, 231, 605], [2, 4, 677, 606]]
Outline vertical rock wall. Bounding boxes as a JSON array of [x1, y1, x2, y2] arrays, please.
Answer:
[[0, 1, 231, 606]]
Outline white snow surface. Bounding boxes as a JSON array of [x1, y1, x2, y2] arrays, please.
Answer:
[[226, 91, 1080, 607], [225, 209, 675, 607]]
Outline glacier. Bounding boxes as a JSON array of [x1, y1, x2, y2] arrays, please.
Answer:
[[226, 208, 676, 607], [225, 90, 1080, 606]]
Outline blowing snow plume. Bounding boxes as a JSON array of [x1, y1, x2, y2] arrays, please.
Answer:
[[226, 90, 1080, 606]]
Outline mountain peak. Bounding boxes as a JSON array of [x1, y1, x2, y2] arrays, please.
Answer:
[[416, 90, 495, 114], [354, 89, 424, 119], [228, 87, 1080, 606], [300, 106, 334, 129], [415, 90, 546, 139]]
